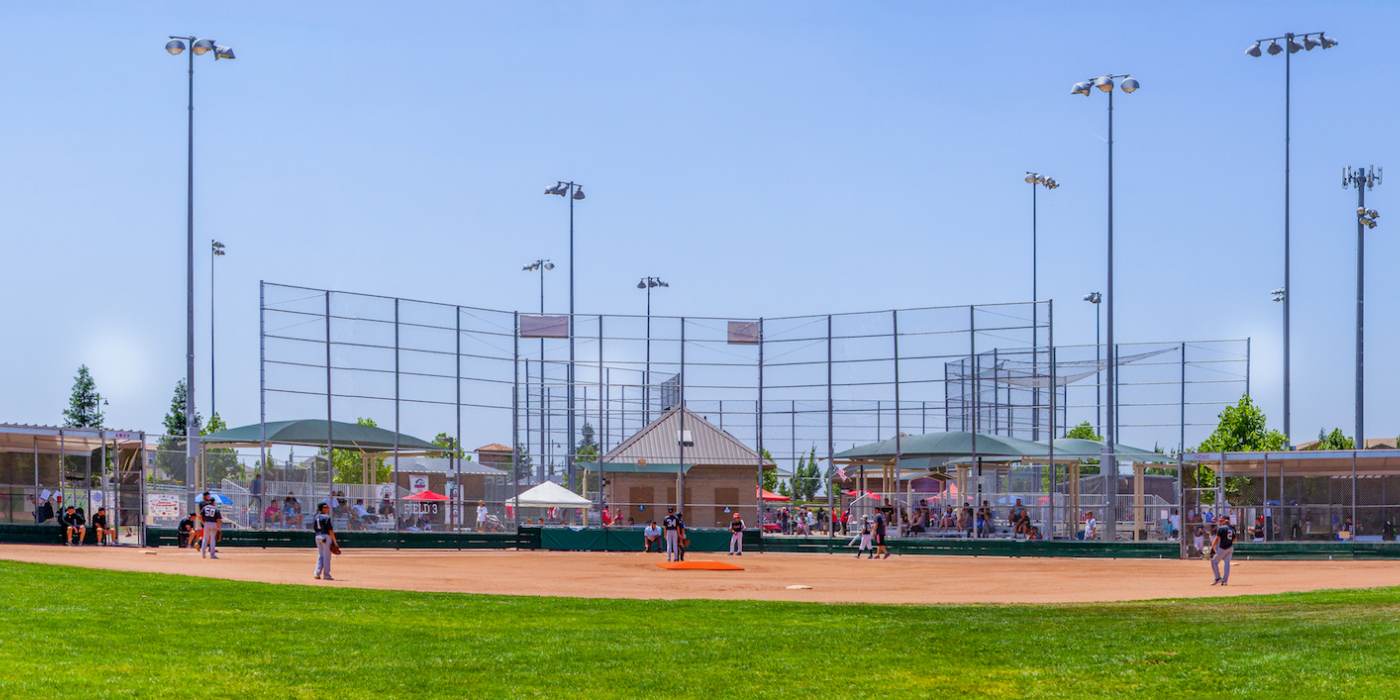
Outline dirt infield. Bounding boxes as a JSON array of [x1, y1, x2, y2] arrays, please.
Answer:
[[3, 544, 1399, 604]]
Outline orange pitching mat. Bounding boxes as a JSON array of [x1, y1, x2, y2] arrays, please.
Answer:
[[656, 560, 744, 571]]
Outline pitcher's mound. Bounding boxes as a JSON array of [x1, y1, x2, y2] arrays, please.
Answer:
[[657, 560, 744, 571]]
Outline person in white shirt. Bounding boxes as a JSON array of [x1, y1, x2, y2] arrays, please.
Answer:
[[642, 521, 662, 553], [1082, 511, 1098, 540], [475, 500, 489, 531]]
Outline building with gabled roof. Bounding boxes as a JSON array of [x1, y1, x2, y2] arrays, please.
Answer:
[[596, 406, 773, 528]]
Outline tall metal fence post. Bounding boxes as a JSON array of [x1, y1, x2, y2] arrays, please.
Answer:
[[512, 311, 521, 534], [1178, 341, 1186, 557], [892, 309, 902, 513], [1047, 300, 1056, 538], [259, 281, 267, 529], [455, 306, 462, 530], [392, 298, 400, 537], [826, 313, 835, 551], [678, 317, 686, 515], [325, 291, 334, 512], [756, 318, 765, 536]]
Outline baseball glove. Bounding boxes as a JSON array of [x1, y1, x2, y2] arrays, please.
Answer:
[[330, 541, 342, 555]]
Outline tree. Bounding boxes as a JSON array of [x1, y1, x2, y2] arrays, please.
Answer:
[[63, 365, 104, 428], [760, 448, 778, 492], [1307, 428, 1354, 451], [776, 479, 790, 498], [328, 418, 390, 484], [790, 446, 821, 501], [1192, 394, 1284, 503], [576, 422, 599, 464], [430, 433, 464, 459], [1065, 421, 1102, 442], [201, 413, 245, 484], [156, 379, 202, 483]]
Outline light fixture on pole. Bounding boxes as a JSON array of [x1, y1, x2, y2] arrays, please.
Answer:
[[1083, 291, 1102, 437], [636, 276, 670, 424], [1071, 72, 1139, 541], [1025, 172, 1059, 440], [210, 239, 226, 419], [1344, 165, 1382, 448], [543, 181, 584, 488], [167, 34, 235, 485], [523, 259, 554, 482], [1246, 30, 1337, 448]]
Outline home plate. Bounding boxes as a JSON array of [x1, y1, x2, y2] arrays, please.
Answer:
[[656, 561, 744, 571]]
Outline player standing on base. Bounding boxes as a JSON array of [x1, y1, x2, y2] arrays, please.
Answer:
[[1210, 514, 1235, 586], [662, 507, 681, 562], [198, 495, 221, 559]]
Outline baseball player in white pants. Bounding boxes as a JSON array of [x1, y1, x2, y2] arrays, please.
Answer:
[[198, 496, 221, 560], [728, 512, 745, 555]]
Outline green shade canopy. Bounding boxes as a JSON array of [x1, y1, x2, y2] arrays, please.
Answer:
[[834, 431, 1050, 461], [201, 419, 437, 453], [834, 432, 1175, 465]]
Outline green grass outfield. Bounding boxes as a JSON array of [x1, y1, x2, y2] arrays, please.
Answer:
[[2, 561, 1398, 698]]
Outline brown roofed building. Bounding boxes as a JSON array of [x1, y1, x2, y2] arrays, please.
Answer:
[[474, 443, 513, 471], [597, 406, 774, 528]]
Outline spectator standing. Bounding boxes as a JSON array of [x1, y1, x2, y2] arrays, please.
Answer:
[[475, 500, 489, 531], [1082, 511, 1098, 541]]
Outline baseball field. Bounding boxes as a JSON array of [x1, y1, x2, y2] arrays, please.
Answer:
[[2, 547, 1399, 697]]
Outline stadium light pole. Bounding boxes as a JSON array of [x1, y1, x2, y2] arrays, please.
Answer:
[[1071, 72, 1138, 541], [1247, 30, 1338, 448], [636, 276, 669, 424], [166, 35, 235, 481], [523, 259, 554, 482], [210, 239, 226, 418], [544, 181, 585, 488], [1083, 292, 1102, 436], [1025, 172, 1059, 440], [1344, 166, 1382, 448]]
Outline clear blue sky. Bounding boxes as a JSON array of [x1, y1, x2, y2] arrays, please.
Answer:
[[2, 1, 1396, 448]]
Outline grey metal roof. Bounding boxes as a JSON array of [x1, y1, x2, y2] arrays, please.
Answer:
[[378, 456, 508, 476], [602, 406, 771, 467]]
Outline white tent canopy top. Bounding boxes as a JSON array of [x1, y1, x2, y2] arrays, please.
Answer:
[[514, 481, 593, 509]]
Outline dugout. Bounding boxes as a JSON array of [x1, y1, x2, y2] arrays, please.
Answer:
[[0, 423, 146, 544], [1182, 449, 1400, 544], [594, 406, 775, 528]]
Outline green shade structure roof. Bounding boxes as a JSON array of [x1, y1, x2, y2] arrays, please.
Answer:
[[1050, 438, 1175, 463], [834, 431, 1050, 462], [201, 419, 437, 453]]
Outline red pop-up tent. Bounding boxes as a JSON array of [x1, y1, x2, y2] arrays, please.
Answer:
[[404, 490, 449, 502], [758, 487, 790, 502]]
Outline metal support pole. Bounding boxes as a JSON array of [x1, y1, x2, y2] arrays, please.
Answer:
[[455, 306, 462, 528], [392, 298, 400, 533], [1355, 178, 1368, 447], [1283, 42, 1292, 446], [826, 314, 835, 545], [1032, 182, 1040, 442], [1095, 301, 1102, 437], [183, 43, 198, 488], [678, 317, 686, 514], [1179, 341, 1186, 552], [513, 311, 521, 533], [992, 347, 1000, 435], [757, 318, 765, 531], [1103, 85, 1119, 541], [892, 310, 902, 506], [258, 281, 267, 529], [644, 283, 652, 424], [567, 186, 577, 491], [325, 292, 334, 509], [1048, 300, 1056, 537]]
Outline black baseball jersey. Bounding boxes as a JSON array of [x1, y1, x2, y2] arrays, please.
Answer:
[[662, 514, 679, 531], [860, 521, 871, 535], [199, 502, 221, 522], [729, 518, 744, 533], [91, 513, 107, 528], [178, 517, 194, 533], [1216, 524, 1235, 550], [874, 513, 886, 535], [70, 511, 86, 527], [313, 512, 334, 535]]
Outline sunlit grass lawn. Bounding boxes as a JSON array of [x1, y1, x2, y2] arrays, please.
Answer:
[[1, 560, 1397, 698]]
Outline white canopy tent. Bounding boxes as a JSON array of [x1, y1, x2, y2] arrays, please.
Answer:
[[515, 481, 594, 509]]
